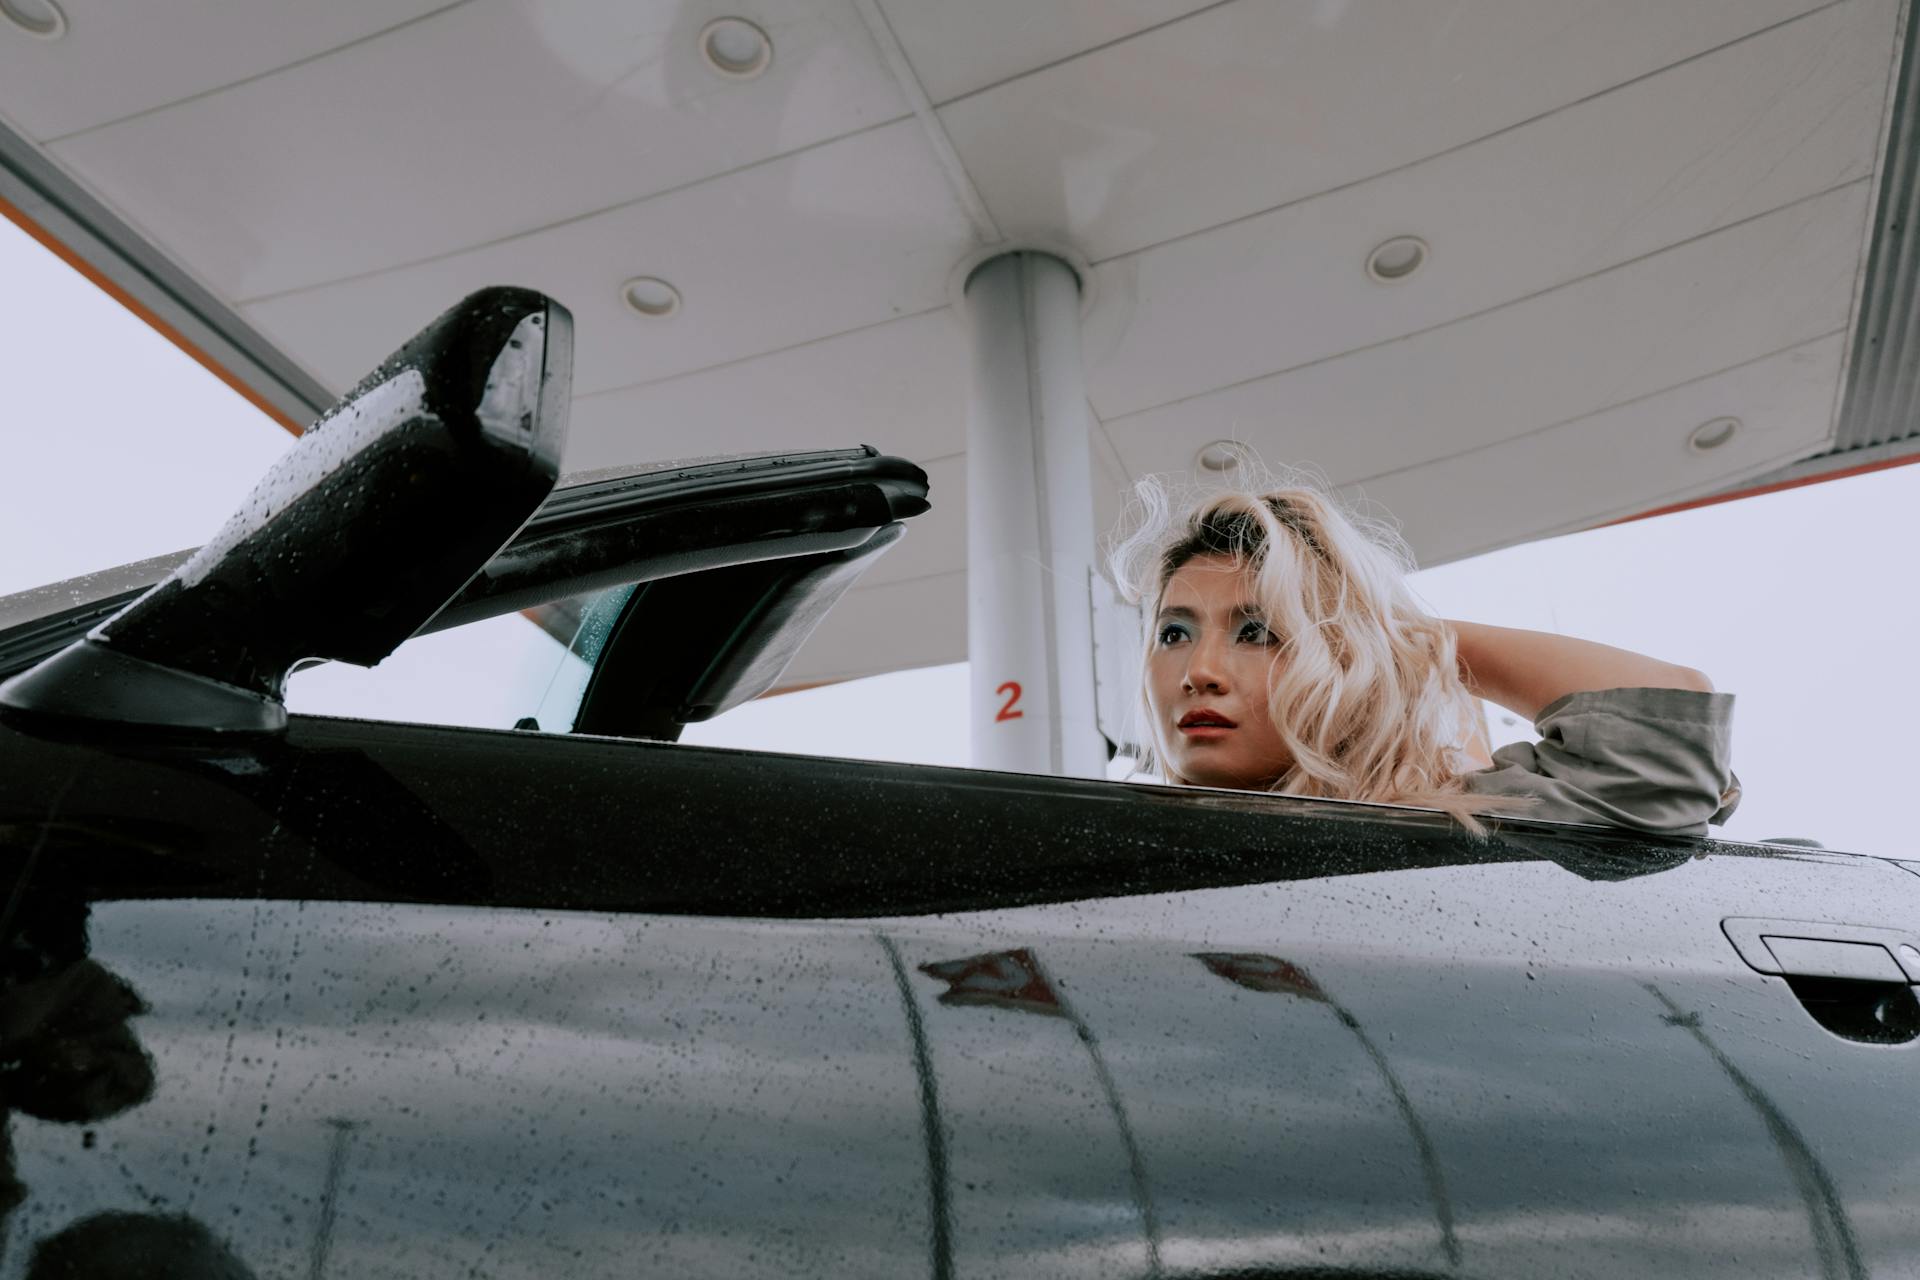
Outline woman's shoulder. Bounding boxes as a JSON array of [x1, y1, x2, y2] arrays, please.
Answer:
[[1465, 685, 1739, 835]]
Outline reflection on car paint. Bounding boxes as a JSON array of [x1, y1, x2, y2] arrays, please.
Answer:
[[309, 1117, 360, 1280], [0, 876, 260, 1276], [1647, 983, 1865, 1280], [919, 947, 1164, 1276], [1195, 953, 1461, 1268], [877, 936, 954, 1280]]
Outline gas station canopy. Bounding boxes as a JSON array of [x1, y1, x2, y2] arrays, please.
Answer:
[[1, 0, 1915, 689]]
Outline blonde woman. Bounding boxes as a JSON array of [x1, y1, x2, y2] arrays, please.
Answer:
[[1109, 475, 1740, 835]]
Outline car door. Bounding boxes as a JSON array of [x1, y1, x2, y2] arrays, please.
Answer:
[[3, 710, 1915, 1279]]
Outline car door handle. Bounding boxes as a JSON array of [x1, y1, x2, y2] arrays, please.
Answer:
[[1721, 918, 1920, 983], [1724, 918, 1920, 1045]]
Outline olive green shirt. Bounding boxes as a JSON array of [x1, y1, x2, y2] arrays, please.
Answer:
[[1464, 687, 1739, 836]]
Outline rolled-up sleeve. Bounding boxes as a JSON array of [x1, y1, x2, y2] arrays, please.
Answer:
[[1465, 687, 1740, 835]]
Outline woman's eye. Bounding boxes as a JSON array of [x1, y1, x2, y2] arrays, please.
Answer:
[[1237, 620, 1278, 644], [1156, 623, 1189, 646]]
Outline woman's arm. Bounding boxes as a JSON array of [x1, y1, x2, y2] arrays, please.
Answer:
[[1447, 620, 1713, 722]]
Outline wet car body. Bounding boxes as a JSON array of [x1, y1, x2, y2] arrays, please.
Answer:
[[1, 291, 1916, 1278]]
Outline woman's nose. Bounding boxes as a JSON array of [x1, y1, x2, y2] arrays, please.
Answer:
[[1183, 637, 1230, 693]]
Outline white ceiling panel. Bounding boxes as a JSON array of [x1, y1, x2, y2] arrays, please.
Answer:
[[1104, 181, 1868, 484], [938, 0, 1834, 263], [785, 568, 965, 684], [240, 120, 977, 398], [875, 0, 1216, 104], [0, 0, 453, 141], [48, 0, 908, 300], [564, 308, 964, 472], [1084, 0, 1892, 419], [530, 167, 1875, 669], [1358, 333, 1846, 566]]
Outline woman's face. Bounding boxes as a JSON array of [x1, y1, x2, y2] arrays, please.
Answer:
[[1146, 553, 1293, 790]]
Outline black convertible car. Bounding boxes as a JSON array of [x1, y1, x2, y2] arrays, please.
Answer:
[[0, 290, 1915, 1279]]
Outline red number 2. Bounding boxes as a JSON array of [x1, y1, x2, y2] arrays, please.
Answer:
[[995, 681, 1025, 722]]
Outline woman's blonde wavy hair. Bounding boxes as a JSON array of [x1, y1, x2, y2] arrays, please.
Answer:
[[1109, 466, 1501, 826]]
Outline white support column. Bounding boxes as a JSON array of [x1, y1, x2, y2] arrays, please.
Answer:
[[964, 251, 1105, 778]]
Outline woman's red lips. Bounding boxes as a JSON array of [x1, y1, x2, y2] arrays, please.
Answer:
[[1178, 710, 1236, 729]]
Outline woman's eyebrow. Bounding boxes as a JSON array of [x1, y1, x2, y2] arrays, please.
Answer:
[[1156, 605, 1198, 622]]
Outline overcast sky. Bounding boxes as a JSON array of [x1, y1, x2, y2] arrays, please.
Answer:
[[5, 212, 1916, 855]]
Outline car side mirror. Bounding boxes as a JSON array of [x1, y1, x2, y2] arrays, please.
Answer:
[[0, 287, 571, 734]]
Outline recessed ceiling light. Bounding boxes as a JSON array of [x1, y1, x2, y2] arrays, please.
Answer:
[[1366, 236, 1428, 283], [620, 277, 681, 319], [1, 0, 67, 39], [1196, 440, 1254, 473], [699, 17, 772, 79], [1688, 417, 1739, 453]]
